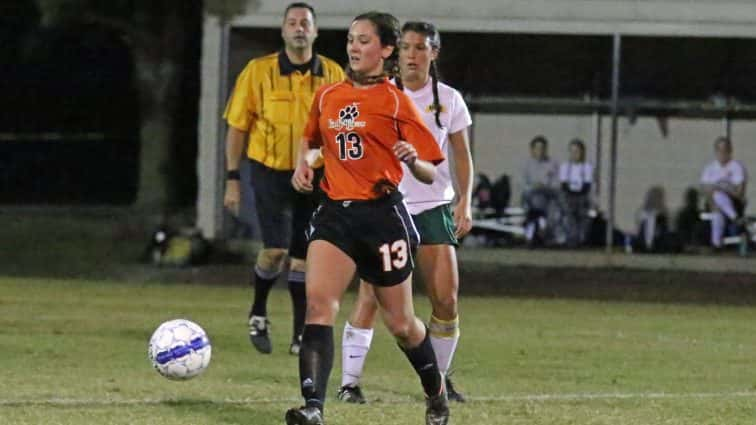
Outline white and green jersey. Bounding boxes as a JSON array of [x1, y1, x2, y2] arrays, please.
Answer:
[[398, 79, 472, 215]]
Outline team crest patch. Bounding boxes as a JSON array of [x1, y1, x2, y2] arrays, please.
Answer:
[[425, 103, 446, 113], [329, 103, 366, 131]]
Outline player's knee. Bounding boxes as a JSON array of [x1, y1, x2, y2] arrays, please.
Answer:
[[384, 317, 413, 341], [256, 248, 287, 273], [305, 296, 340, 324], [356, 288, 379, 311], [350, 303, 378, 329], [289, 257, 306, 273]]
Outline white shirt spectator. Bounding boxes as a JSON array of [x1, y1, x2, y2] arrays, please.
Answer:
[[700, 159, 747, 191], [523, 157, 559, 191], [559, 162, 593, 193], [700, 158, 748, 247]]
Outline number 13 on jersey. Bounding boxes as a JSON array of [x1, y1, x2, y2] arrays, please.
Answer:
[[379, 239, 408, 272], [335, 132, 363, 160]]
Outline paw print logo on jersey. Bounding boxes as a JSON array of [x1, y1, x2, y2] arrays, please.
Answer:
[[328, 103, 366, 131], [340, 104, 359, 127]]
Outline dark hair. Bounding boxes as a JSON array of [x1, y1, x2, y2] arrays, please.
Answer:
[[569, 138, 586, 162], [399, 21, 443, 128], [530, 135, 548, 149], [347, 11, 400, 84], [284, 2, 316, 22]]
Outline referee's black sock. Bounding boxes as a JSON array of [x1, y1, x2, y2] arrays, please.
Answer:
[[288, 270, 307, 341], [249, 266, 278, 318], [400, 329, 444, 398], [299, 324, 334, 412]]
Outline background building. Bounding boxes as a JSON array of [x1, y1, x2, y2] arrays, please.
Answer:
[[197, 0, 756, 239]]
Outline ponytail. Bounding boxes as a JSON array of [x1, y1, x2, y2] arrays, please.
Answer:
[[429, 60, 442, 128]]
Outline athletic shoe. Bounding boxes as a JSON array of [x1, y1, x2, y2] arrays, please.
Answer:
[[336, 385, 366, 404], [285, 406, 324, 425], [248, 315, 272, 354], [445, 376, 466, 403], [425, 388, 450, 425]]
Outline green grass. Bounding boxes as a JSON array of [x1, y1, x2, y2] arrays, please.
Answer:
[[0, 210, 146, 279], [2, 277, 756, 424]]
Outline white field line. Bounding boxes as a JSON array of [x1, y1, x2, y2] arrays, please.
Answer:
[[1, 391, 755, 407]]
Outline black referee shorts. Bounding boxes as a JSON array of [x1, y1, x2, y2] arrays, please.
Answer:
[[307, 191, 420, 287], [248, 159, 321, 260]]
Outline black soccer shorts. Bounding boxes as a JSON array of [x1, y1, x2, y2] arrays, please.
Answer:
[[248, 159, 321, 259], [307, 191, 419, 286]]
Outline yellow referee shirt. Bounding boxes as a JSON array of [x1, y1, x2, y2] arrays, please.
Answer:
[[224, 51, 345, 171]]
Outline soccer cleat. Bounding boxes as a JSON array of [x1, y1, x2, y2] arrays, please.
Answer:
[[445, 376, 466, 403], [248, 315, 272, 354], [285, 406, 325, 425], [425, 388, 450, 425], [336, 385, 366, 404]]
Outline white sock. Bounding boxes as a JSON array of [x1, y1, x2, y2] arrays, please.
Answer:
[[341, 322, 373, 388], [525, 222, 536, 241], [429, 315, 460, 376], [712, 191, 738, 220], [711, 211, 725, 247]]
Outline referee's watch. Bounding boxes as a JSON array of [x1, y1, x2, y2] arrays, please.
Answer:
[[226, 169, 241, 181]]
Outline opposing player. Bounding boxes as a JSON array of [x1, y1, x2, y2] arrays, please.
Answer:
[[223, 3, 344, 355], [285, 12, 450, 425], [337, 21, 474, 405]]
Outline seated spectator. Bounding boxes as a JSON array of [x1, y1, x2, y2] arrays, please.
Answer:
[[675, 187, 704, 247], [472, 173, 493, 215], [634, 186, 670, 252], [699, 136, 748, 248], [521, 136, 559, 245], [492, 174, 512, 214], [559, 139, 593, 248]]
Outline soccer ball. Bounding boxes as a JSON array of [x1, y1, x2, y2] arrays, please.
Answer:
[[148, 319, 212, 380]]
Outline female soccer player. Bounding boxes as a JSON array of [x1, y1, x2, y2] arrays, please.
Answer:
[[285, 12, 450, 425], [337, 21, 474, 405]]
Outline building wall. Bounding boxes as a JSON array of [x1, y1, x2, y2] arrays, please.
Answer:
[[472, 113, 754, 232], [231, 0, 756, 36], [197, 1, 756, 238]]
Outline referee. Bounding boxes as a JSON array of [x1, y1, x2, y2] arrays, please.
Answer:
[[223, 2, 344, 355]]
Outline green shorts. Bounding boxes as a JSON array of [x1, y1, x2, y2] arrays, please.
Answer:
[[412, 204, 458, 246]]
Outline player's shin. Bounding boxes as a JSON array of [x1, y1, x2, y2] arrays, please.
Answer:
[[429, 314, 460, 375], [299, 324, 334, 412], [341, 321, 374, 387], [288, 270, 307, 345], [399, 327, 444, 398]]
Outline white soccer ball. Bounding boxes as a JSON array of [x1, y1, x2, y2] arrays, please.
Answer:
[[148, 319, 212, 380]]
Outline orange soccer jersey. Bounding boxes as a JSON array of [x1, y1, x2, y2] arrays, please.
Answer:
[[303, 79, 444, 201]]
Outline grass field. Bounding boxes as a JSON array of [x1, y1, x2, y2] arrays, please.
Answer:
[[2, 276, 756, 425]]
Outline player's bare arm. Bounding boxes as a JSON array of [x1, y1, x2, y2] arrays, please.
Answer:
[[291, 138, 315, 193], [394, 140, 435, 184], [449, 128, 473, 238], [224, 126, 248, 216]]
